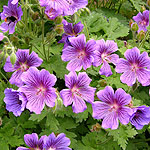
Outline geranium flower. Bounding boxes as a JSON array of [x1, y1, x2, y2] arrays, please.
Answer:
[[115, 47, 150, 86], [61, 34, 96, 71], [0, 0, 23, 34], [44, 132, 71, 150], [19, 67, 57, 114], [130, 106, 150, 130], [92, 86, 132, 129], [59, 20, 84, 48], [17, 133, 46, 150], [133, 10, 149, 33], [4, 49, 43, 87], [4, 88, 27, 117], [93, 39, 119, 77], [45, 8, 62, 20], [60, 72, 96, 113]]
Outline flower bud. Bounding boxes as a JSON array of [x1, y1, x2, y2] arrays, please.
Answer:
[[91, 123, 101, 132], [55, 24, 64, 34], [140, 6, 146, 12], [5, 53, 9, 60], [131, 23, 139, 31], [137, 30, 145, 41], [0, 51, 4, 61], [53, 97, 63, 112], [0, 33, 4, 41], [54, 15, 63, 24], [147, 0, 150, 6], [99, 79, 107, 87], [32, 11, 40, 21], [10, 52, 17, 65]]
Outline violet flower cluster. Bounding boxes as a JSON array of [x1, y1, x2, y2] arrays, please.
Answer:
[[0, 0, 23, 34], [17, 132, 71, 150], [39, 0, 88, 20], [3, 49, 57, 116]]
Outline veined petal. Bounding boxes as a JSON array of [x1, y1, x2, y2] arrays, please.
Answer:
[[73, 21, 84, 34], [136, 68, 150, 85], [102, 112, 119, 129], [99, 61, 112, 77], [97, 86, 114, 104], [85, 39, 96, 54], [138, 52, 150, 68], [105, 40, 118, 54], [92, 101, 110, 119], [60, 89, 73, 107], [69, 34, 86, 50], [120, 71, 136, 86], [115, 58, 131, 73], [114, 88, 131, 106], [65, 72, 77, 88], [72, 95, 87, 113], [24, 133, 38, 148], [118, 106, 132, 125], [4, 57, 15, 72], [106, 54, 119, 65], [124, 47, 140, 63]]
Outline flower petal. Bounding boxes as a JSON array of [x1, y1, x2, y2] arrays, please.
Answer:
[[65, 72, 77, 88], [4, 56, 15, 72], [97, 86, 114, 104]]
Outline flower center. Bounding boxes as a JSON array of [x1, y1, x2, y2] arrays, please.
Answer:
[[109, 103, 119, 112], [36, 86, 46, 96], [71, 86, 82, 97], [77, 50, 86, 59], [101, 53, 108, 61], [4, 16, 17, 25], [140, 20, 147, 26], [131, 64, 138, 72], [20, 63, 28, 72]]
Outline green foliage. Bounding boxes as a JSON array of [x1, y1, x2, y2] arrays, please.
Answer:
[[108, 125, 138, 150]]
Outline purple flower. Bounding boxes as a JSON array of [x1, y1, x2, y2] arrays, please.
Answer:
[[92, 86, 132, 129], [4, 88, 27, 117], [19, 67, 57, 114], [133, 10, 149, 33], [59, 20, 84, 47], [130, 106, 150, 130], [61, 34, 96, 71], [115, 47, 150, 86], [4, 49, 43, 87], [0, 33, 4, 41], [93, 39, 119, 77], [60, 72, 96, 113], [44, 132, 71, 150], [64, 0, 88, 16], [0, 0, 23, 34], [17, 133, 46, 150]]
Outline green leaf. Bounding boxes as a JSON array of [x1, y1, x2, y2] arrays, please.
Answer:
[[129, 0, 145, 12], [0, 140, 9, 150]]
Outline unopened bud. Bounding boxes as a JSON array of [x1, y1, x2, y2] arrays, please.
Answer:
[[55, 24, 64, 34], [5, 53, 9, 59], [147, 0, 150, 6], [140, 6, 146, 12], [99, 79, 107, 87], [129, 19, 134, 27], [131, 23, 139, 31], [137, 30, 145, 40], [10, 52, 17, 65], [0, 51, 4, 61], [32, 11, 39, 21], [0, 33, 4, 41], [91, 123, 101, 132], [54, 15, 63, 24]]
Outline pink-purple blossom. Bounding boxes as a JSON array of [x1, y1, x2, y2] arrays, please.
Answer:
[[19, 67, 57, 114], [11, 0, 19, 4], [0, 0, 23, 34], [92, 86, 132, 129], [61, 34, 96, 71], [133, 10, 149, 33], [17, 133, 46, 150], [4, 49, 43, 87], [93, 39, 119, 77], [4, 88, 27, 117], [0, 33, 4, 41], [130, 106, 150, 130], [115, 47, 150, 86], [44, 132, 72, 150], [60, 72, 96, 113]]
